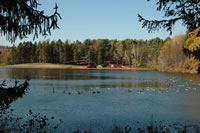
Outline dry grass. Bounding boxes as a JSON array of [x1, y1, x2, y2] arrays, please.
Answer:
[[0, 63, 153, 71], [1, 63, 87, 69]]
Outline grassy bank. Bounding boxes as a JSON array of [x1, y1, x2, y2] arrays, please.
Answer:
[[0, 63, 85, 69], [0, 63, 154, 71]]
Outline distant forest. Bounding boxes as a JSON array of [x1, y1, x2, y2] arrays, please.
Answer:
[[0, 34, 199, 73], [0, 38, 165, 66]]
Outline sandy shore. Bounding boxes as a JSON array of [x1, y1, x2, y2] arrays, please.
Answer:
[[0, 63, 151, 70]]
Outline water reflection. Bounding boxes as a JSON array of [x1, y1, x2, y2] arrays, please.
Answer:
[[0, 68, 200, 130], [1, 68, 200, 94], [1, 68, 171, 91], [1, 68, 200, 93], [1, 68, 165, 80]]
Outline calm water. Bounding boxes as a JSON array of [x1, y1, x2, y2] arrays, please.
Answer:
[[0, 68, 200, 131]]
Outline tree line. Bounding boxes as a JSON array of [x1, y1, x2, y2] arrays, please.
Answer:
[[0, 38, 164, 67], [0, 32, 200, 73]]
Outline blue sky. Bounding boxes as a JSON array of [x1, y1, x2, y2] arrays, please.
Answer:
[[0, 0, 186, 46]]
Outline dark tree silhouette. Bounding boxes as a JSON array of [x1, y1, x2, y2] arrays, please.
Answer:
[[138, 0, 200, 34], [0, 0, 61, 42], [0, 79, 29, 110]]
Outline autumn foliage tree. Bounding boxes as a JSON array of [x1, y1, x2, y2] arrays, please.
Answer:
[[139, 0, 200, 72], [159, 35, 186, 68], [184, 27, 200, 59], [0, 46, 8, 64]]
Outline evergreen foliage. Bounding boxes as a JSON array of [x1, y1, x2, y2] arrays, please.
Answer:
[[0, 0, 61, 42], [0, 38, 164, 66], [0, 79, 29, 110], [138, 0, 200, 34]]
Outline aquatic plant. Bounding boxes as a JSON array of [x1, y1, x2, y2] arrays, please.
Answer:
[[19, 110, 62, 133], [0, 109, 62, 133], [72, 121, 200, 133]]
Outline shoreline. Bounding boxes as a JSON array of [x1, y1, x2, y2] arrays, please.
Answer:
[[0, 63, 197, 74], [0, 63, 152, 71]]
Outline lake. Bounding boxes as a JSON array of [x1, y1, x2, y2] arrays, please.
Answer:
[[0, 68, 200, 132]]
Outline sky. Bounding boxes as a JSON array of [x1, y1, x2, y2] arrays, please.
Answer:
[[0, 0, 186, 46]]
